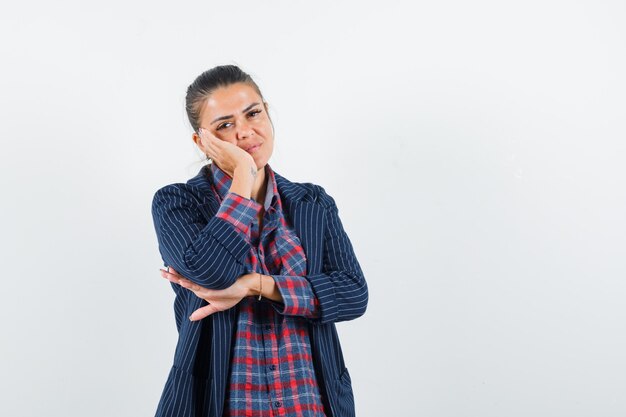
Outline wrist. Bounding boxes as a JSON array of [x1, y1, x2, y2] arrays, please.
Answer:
[[234, 160, 257, 177], [244, 273, 262, 297], [231, 164, 257, 199]]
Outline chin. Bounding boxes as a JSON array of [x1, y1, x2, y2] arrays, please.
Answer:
[[254, 159, 268, 171]]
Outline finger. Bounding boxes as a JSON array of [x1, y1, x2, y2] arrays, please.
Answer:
[[211, 136, 226, 147], [160, 269, 177, 283], [205, 143, 219, 162], [199, 128, 221, 148], [189, 304, 218, 321], [198, 129, 215, 158], [177, 278, 199, 290], [178, 278, 214, 298], [198, 131, 218, 159], [160, 267, 180, 277], [160, 268, 182, 282]]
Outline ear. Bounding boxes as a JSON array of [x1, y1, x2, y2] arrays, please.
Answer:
[[192, 132, 206, 154]]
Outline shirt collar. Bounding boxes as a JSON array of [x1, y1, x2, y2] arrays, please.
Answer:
[[209, 162, 278, 211]]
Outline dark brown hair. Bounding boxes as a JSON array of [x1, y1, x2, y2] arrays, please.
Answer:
[[185, 64, 268, 133]]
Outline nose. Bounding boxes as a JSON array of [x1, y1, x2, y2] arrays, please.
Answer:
[[236, 119, 254, 141]]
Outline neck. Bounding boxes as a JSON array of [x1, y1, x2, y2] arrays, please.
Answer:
[[250, 164, 267, 205]]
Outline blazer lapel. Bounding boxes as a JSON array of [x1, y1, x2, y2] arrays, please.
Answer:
[[274, 170, 325, 275]]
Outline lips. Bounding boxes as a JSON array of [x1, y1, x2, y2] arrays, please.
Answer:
[[245, 143, 262, 153]]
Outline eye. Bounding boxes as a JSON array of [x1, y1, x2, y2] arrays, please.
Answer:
[[216, 122, 232, 130], [216, 110, 261, 130]]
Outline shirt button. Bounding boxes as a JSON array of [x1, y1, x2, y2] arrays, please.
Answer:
[[265, 324, 272, 331], [269, 364, 276, 371], [274, 401, 281, 407]]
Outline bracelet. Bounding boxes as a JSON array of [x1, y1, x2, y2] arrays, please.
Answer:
[[257, 272, 263, 300]]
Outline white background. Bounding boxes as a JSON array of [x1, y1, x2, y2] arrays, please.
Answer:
[[1, 1, 625, 416]]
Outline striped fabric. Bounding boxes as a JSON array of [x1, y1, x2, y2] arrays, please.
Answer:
[[151, 163, 368, 417], [208, 162, 326, 416]]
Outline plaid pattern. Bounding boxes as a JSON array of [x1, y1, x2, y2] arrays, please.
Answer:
[[208, 162, 326, 417]]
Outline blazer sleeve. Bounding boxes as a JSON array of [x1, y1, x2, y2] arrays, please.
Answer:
[[305, 185, 369, 325], [151, 183, 251, 290]]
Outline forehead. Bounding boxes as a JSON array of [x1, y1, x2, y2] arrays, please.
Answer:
[[202, 83, 261, 117]]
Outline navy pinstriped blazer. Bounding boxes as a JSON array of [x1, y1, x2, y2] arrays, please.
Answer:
[[151, 163, 368, 417]]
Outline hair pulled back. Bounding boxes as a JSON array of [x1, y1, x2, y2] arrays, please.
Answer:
[[185, 65, 266, 133]]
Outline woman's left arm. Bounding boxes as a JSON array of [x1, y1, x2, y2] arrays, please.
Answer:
[[297, 185, 369, 325]]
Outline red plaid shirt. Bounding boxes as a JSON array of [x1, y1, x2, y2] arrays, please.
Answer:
[[207, 162, 327, 417]]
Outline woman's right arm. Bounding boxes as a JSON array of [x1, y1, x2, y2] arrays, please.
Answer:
[[152, 124, 259, 289], [151, 168, 256, 290]]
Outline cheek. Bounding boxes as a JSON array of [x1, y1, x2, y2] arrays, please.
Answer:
[[215, 132, 237, 144], [259, 122, 274, 137]]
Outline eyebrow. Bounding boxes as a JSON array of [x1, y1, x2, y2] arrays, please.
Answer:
[[210, 102, 261, 125]]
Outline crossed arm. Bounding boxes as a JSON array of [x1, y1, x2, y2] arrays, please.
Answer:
[[151, 183, 368, 324]]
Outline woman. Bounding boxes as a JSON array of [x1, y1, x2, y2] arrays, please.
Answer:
[[151, 65, 368, 417]]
